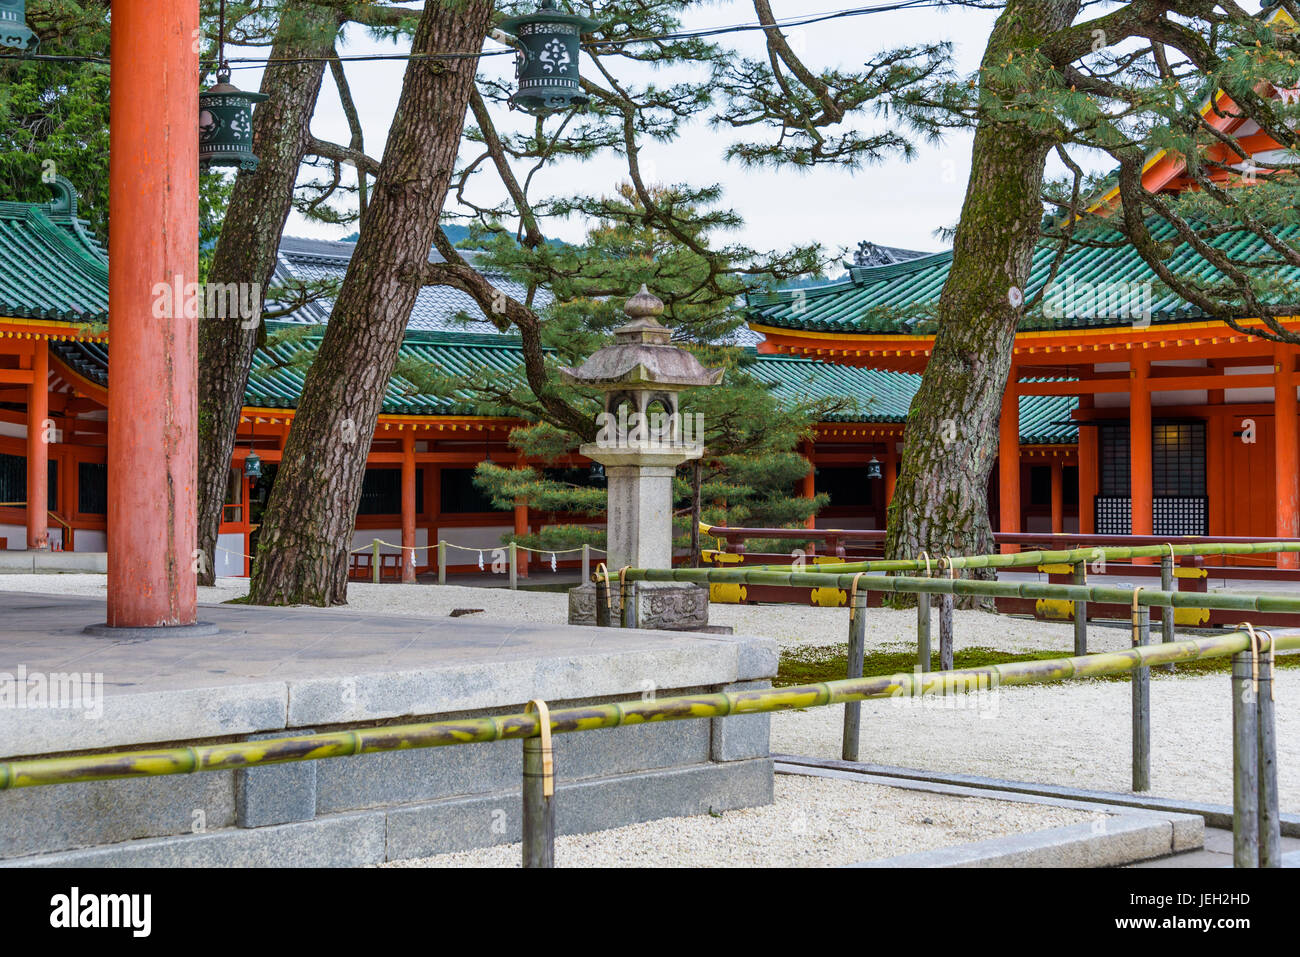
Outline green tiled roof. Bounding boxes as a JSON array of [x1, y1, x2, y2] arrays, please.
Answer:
[[0, 181, 108, 323], [52, 324, 1078, 443], [749, 218, 1300, 334]]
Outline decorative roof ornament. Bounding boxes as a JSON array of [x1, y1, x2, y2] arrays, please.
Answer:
[[0, 0, 38, 52], [199, 0, 268, 170], [498, 0, 602, 116]]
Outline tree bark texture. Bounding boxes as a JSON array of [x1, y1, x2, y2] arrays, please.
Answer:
[[247, 0, 496, 606], [885, 0, 1081, 587], [196, 0, 339, 584]]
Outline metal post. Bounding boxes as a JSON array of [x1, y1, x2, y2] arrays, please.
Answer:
[[582, 543, 590, 583], [1131, 602, 1150, 792], [509, 542, 518, 590], [372, 539, 381, 584], [1159, 554, 1176, 673], [522, 737, 555, 868], [916, 578, 931, 673], [437, 541, 446, 585], [842, 590, 868, 762], [1072, 561, 1088, 656], [1258, 643, 1280, 867], [1232, 650, 1259, 868]]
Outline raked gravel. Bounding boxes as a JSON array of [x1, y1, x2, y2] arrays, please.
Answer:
[[381, 773, 1096, 868], [5, 574, 1295, 813], [773, 670, 1300, 813]]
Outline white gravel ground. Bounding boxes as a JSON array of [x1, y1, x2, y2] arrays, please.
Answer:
[[381, 773, 1096, 868], [772, 670, 1300, 812]]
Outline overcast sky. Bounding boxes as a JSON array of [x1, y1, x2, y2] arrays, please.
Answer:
[[231, 1, 1262, 269]]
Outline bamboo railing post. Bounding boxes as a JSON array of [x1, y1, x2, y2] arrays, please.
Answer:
[[437, 541, 446, 585], [1131, 601, 1151, 793], [372, 539, 381, 585], [509, 543, 518, 590], [1072, 561, 1088, 656], [842, 590, 868, 762], [1159, 554, 1176, 673], [595, 577, 611, 628], [582, 544, 590, 583], [939, 573, 955, 673], [620, 579, 636, 629], [1232, 649, 1260, 868], [522, 737, 555, 868], [1257, 643, 1280, 867], [916, 575, 931, 673]]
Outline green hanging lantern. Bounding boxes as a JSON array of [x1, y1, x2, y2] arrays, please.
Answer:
[[499, 0, 601, 116], [200, 67, 268, 170], [199, 0, 266, 170], [0, 0, 38, 52]]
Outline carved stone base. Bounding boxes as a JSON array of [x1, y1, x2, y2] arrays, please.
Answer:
[[568, 581, 711, 632]]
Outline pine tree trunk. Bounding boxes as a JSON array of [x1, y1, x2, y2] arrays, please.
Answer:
[[247, 0, 495, 606], [885, 0, 1080, 594], [196, 0, 338, 585]]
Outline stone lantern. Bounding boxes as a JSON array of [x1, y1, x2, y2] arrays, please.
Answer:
[[561, 286, 723, 629]]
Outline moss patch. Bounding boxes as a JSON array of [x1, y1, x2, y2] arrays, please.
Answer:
[[776, 644, 1300, 688]]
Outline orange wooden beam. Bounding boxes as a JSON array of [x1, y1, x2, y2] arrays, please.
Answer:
[[998, 366, 1021, 551], [1275, 344, 1298, 568]]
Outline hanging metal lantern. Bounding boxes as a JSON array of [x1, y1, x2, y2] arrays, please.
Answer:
[[200, 67, 267, 170], [244, 450, 262, 480], [499, 0, 601, 116], [0, 0, 38, 51], [866, 457, 883, 481]]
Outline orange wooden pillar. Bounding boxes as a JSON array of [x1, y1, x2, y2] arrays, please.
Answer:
[[401, 432, 417, 583], [1050, 459, 1064, 535], [25, 339, 49, 549], [884, 442, 898, 507], [998, 365, 1021, 552], [513, 502, 529, 577], [1206, 372, 1226, 538], [1077, 396, 1098, 535], [106, 0, 199, 627], [802, 440, 816, 530], [1130, 355, 1153, 559], [1274, 344, 1298, 568]]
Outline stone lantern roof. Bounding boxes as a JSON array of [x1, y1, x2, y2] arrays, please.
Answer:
[[558, 285, 724, 391]]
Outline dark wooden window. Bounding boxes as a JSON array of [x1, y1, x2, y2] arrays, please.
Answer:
[[1099, 424, 1131, 496], [815, 467, 873, 509], [0, 453, 57, 512], [439, 468, 500, 514], [358, 468, 423, 515], [78, 462, 107, 515], [1153, 422, 1206, 496], [1028, 466, 1052, 507]]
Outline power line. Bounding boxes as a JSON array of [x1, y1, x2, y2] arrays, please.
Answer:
[[0, 0, 948, 69]]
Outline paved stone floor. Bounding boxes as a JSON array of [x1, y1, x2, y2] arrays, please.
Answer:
[[0, 590, 772, 756], [1130, 826, 1300, 867]]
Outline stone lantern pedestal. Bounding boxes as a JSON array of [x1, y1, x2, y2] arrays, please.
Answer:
[[561, 286, 722, 631]]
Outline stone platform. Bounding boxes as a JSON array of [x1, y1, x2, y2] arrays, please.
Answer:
[[0, 591, 776, 866]]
